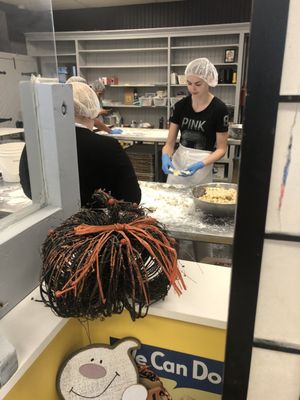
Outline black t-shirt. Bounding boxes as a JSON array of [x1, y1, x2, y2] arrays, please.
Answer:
[[75, 127, 141, 205], [170, 96, 229, 151], [19, 126, 141, 206]]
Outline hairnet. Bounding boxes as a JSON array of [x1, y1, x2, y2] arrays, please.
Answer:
[[66, 76, 87, 84], [91, 78, 105, 92], [185, 58, 218, 87], [71, 82, 99, 119]]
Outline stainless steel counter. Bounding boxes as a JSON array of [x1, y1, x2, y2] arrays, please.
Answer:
[[140, 181, 235, 244], [0, 180, 234, 245]]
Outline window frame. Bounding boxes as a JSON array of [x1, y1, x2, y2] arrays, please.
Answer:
[[0, 81, 80, 319]]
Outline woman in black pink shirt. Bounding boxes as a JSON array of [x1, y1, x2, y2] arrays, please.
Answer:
[[162, 57, 229, 185]]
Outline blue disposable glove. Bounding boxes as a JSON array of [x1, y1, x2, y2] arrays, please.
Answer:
[[183, 161, 205, 176], [110, 128, 123, 134], [161, 154, 174, 174]]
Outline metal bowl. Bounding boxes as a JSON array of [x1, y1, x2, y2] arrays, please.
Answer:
[[192, 182, 237, 217], [229, 123, 243, 139]]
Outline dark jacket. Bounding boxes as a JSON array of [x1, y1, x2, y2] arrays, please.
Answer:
[[19, 126, 141, 206]]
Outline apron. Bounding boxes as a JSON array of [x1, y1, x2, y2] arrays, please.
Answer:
[[167, 144, 213, 186]]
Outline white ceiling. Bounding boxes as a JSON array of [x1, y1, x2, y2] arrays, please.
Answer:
[[3, 0, 182, 11]]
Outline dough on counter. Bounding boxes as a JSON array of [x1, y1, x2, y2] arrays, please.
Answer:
[[199, 187, 237, 204], [147, 206, 157, 212], [169, 167, 191, 176]]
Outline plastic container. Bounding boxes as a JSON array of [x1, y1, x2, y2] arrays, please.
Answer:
[[170, 72, 178, 84], [170, 96, 185, 107], [153, 97, 167, 107], [0, 142, 25, 182], [140, 97, 153, 107], [177, 75, 187, 85], [156, 90, 167, 97]]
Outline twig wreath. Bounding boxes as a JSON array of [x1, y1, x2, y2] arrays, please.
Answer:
[[40, 190, 185, 320]]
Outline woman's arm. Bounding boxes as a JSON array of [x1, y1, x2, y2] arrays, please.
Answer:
[[93, 118, 112, 133], [162, 122, 179, 156], [98, 108, 112, 116], [202, 132, 228, 166]]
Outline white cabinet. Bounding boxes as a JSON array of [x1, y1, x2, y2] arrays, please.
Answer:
[[56, 39, 77, 76], [26, 23, 249, 128], [0, 52, 38, 128], [0, 56, 17, 127], [77, 36, 169, 128], [25, 25, 248, 183], [170, 31, 244, 122], [26, 37, 76, 78]]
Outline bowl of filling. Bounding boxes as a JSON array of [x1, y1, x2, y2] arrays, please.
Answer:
[[192, 182, 238, 217]]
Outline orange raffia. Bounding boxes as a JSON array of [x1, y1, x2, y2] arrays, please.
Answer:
[[55, 217, 186, 300]]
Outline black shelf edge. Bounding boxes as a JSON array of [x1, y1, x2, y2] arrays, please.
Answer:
[[253, 338, 300, 355], [279, 95, 300, 102], [265, 232, 300, 242]]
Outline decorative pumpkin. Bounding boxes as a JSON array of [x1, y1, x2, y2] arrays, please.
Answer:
[[40, 190, 185, 320]]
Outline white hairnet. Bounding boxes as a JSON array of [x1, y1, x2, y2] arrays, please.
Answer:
[[66, 75, 87, 84], [185, 58, 218, 87], [91, 78, 105, 92], [71, 82, 100, 119]]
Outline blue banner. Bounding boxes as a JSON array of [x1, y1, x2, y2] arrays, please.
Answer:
[[110, 337, 223, 395]]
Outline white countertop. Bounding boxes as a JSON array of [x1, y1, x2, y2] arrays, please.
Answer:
[[96, 127, 170, 143], [0, 289, 67, 398], [0, 259, 230, 397], [96, 127, 241, 146], [150, 260, 230, 329]]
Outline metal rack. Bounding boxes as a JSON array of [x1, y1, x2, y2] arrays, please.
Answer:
[[26, 23, 250, 127]]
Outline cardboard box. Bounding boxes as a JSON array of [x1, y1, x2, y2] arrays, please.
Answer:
[[178, 75, 187, 85], [124, 88, 134, 105], [107, 76, 119, 85]]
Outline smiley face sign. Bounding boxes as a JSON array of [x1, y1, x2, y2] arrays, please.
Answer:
[[57, 338, 147, 400]]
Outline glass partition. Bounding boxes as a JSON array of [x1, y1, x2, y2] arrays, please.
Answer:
[[0, 0, 57, 226]]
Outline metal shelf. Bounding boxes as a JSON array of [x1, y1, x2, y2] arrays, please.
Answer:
[[171, 63, 238, 67], [30, 53, 76, 57], [170, 84, 236, 87], [27, 23, 249, 126], [171, 44, 239, 50], [78, 47, 168, 53], [57, 53, 76, 56], [110, 84, 167, 87], [104, 104, 168, 108], [79, 64, 168, 68]]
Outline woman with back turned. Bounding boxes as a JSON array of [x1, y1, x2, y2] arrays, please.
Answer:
[[19, 82, 141, 206]]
